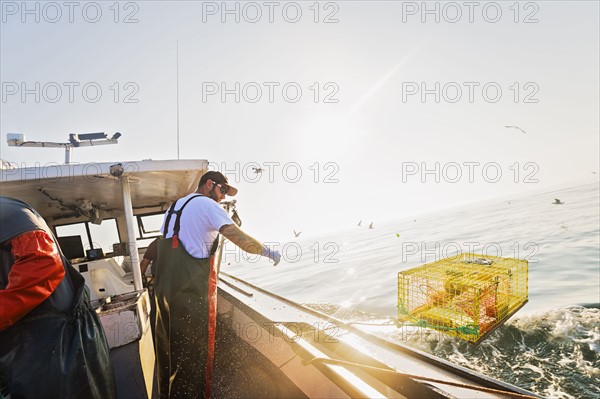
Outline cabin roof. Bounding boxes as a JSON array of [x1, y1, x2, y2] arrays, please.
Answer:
[[0, 159, 208, 221]]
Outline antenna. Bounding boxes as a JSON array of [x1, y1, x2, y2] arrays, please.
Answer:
[[176, 40, 180, 160], [6, 132, 121, 164]]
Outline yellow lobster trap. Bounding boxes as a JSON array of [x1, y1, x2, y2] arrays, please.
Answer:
[[398, 253, 528, 344]]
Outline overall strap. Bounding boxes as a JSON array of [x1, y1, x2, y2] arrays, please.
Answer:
[[162, 202, 178, 236], [164, 195, 204, 248]]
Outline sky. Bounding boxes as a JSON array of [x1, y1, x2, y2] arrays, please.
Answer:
[[1, 0, 599, 241]]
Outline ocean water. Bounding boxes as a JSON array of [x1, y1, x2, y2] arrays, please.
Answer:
[[223, 180, 600, 399]]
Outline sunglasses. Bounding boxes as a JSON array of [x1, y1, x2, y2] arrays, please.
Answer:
[[211, 181, 229, 195]]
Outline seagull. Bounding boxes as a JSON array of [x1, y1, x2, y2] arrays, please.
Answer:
[[293, 230, 302, 237], [368, 222, 374, 229], [252, 167, 263, 174], [357, 220, 362, 227], [505, 125, 527, 134], [553, 198, 565, 205]]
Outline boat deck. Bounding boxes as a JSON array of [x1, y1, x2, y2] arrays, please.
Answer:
[[213, 318, 307, 398]]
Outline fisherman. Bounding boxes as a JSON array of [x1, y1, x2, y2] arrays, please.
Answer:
[[0, 196, 116, 398], [155, 171, 281, 399], [140, 236, 159, 277]]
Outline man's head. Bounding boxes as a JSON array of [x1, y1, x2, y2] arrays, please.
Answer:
[[197, 171, 238, 202]]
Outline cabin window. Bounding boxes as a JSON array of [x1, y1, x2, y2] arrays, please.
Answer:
[[136, 212, 164, 247], [55, 219, 120, 256]]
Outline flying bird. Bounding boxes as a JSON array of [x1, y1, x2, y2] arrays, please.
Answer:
[[505, 125, 527, 134], [357, 220, 362, 226], [553, 198, 565, 205], [368, 222, 374, 229], [293, 230, 302, 237], [252, 167, 263, 174]]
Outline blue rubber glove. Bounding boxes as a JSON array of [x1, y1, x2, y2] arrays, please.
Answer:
[[261, 246, 281, 266]]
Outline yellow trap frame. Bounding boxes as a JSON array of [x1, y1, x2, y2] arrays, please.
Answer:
[[398, 253, 528, 344]]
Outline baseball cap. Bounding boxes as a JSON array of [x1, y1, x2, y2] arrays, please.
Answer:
[[199, 171, 238, 196]]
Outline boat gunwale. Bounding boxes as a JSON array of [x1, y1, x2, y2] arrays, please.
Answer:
[[219, 271, 542, 399]]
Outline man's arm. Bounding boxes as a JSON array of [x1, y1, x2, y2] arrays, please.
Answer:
[[0, 230, 65, 331], [140, 258, 151, 275], [219, 224, 281, 265], [139, 238, 159, 275], [219, 224, 265, 254]]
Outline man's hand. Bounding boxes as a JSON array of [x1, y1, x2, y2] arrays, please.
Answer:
[[262, 246, 281, 266]]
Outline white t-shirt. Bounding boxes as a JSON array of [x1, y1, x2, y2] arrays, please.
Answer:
[[161, 193, 234, 259]]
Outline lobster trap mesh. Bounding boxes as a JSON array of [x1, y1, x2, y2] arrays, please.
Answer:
[[398, 253, 528, 344]]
